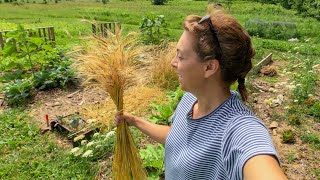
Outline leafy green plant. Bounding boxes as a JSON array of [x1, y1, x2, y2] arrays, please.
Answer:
[[33, 59, 75, 90], [140, 144, 165, 179], [3, 78, 33, 106], [150, 87, 184, 125], [0, 25, 59, 75], [139, 14, 169, 45]]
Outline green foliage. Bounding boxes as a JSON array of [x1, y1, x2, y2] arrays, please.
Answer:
[[281, 130, 296, 144], [140, 144, 165, 179], [69, 131, 115, 161], [2, 78, 33, 106], [301, 132, 320, 150], [0, 110, 97, 179], [245, 19, 299, 40], [150, 87, 184, 125], [139, 14, 169, 45]]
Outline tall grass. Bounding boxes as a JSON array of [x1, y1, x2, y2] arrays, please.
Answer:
[[149, 43, 179, 91]]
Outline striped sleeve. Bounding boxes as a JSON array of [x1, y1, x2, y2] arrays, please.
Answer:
[[222, 115, 280, 180]]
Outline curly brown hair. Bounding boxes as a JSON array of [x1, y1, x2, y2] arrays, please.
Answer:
[[183, 10, 255, 101]]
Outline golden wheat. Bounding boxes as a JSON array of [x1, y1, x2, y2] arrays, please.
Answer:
[[74, 31, 147, 180]]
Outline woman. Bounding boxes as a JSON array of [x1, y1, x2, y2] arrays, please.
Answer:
[[115, 10, 287, 180]]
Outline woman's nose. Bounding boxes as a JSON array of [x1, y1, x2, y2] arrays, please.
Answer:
[[171, 57, 177, 68]]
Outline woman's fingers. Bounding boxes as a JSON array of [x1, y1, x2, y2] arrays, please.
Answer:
[[114, 112, 136, 126], [114, 115, 121, 125]]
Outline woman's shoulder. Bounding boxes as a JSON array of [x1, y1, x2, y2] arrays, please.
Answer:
[[178, 92, 197, 106]]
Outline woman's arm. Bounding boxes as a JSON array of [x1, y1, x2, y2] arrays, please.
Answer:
[[243, 155, 288, 180], [115, 112, 171, 144]]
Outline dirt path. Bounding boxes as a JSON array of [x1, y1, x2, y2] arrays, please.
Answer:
[[250, 60, 319, 180]]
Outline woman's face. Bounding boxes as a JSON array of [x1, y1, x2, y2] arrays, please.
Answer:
[[171, 31, 208, 92]]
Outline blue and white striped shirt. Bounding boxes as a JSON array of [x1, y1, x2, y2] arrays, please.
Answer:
[[165, 91, 279, 180]]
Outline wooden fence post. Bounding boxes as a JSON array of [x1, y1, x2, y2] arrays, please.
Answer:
[[0, 32, 4, 49]]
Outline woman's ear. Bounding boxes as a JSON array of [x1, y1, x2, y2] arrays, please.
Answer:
[[204, 59, 220, 78]]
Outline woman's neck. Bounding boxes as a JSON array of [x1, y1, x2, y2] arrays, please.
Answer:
[[192, 83, 231, 119]]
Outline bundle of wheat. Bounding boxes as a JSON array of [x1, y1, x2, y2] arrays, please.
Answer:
[[80, 86, 166, 131], [74, 32, 146, 180]]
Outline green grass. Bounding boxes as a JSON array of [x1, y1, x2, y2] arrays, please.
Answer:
[[0, 109, 98, 179]]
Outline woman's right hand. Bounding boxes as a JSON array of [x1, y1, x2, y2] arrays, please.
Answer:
[[114, 112, 138, 127]]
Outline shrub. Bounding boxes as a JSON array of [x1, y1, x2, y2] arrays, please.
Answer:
[[139, 14, 169, 45]]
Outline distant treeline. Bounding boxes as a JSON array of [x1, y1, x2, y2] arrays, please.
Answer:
[[251, 0, 320, 20]]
